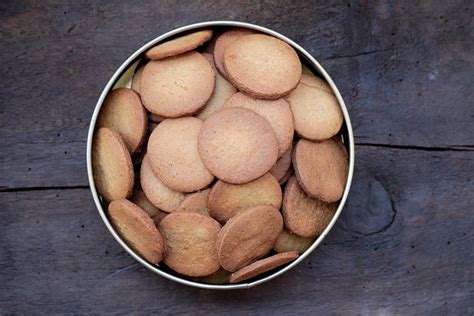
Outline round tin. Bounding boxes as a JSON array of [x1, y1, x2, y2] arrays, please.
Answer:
[[86, 21, 355, 290]]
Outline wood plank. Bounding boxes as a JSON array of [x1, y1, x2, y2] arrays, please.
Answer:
[[1, 146, 472, 314], [1, 1, 473, 189]]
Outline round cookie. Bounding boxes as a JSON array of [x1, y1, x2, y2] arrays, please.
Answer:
[[92, 127, 134, 202], [97, 88, 147, 153], [286, 78, 343, 141], [213, 28, 257, 78], [145, 29, 213, 60], [108, 199, 164, 263], [196, 53, 237, 120], [282, 176, 337, 237], [198, 107, 279, 184], [140, 51, 215, 117], [224, 34, 302, 99], [130, 190, 168, 224], [148, 117, 214, 192], [273, 229, 315, 254], [229, 251, 299, 283], [223, 92, 294, 156], [300, 73, 332, 93], [217, 205, 283, 272], [293, 139, 348, 202], [269, 142, 293, 182], [176, 189, 211, 217], [140, 154, 185, 213], [131, 65, 144, 94], [208, 173, 282, 223], [159, 212, 221, 277]]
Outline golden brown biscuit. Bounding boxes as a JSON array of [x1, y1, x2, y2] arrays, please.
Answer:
[[217, 205, 283, 272], [140, 155, 185, 213], [92, 127, 134, 202], [286, 79, 343, 141], [130, 190, 168, 224], [131, 65, 144, 94], [145, 29, 213, 60], [176, 189, 211, 217], [159, 212, 221, 277], [282, 176, 337, 237], [269, 142, 293, 182], [293, 139, 348, 202], [300, 73, 332, 93], [198, 107, 279, 184], [196, 53, 237, 120], [213, 28, 257, 78], [223, 92, 294, 156], [273, 229, 315, 254], [108, 199, 164, 263], [229, 251, 298, 283], [97, 88, 147, 154], [194, 268, 231, 285], [140, 51, 215, 117], [224, 34, 302, 99], [208, 173, 282, 223], [148, 117, 214, 192]]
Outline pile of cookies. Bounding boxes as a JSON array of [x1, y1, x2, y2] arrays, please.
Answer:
[[92, 27, 348, 285]]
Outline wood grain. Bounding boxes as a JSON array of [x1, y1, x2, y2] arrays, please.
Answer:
[[1, 147, 472, 314]]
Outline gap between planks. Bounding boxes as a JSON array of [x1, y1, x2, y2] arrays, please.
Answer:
[[0, 142, 472, 193]]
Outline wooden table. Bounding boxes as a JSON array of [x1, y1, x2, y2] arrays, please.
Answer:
[[1, 1, 473, 314]]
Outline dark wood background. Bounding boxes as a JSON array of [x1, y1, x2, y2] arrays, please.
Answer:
[[1, 0, 473, 314]]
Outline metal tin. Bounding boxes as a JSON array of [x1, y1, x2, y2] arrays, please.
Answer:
[[86, 21, 355, 290]]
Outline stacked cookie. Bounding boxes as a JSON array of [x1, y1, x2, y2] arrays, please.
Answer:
[[92, 27, 348, 284]]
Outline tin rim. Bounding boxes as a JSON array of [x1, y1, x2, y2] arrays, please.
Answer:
[[86, 21, 355, 290]]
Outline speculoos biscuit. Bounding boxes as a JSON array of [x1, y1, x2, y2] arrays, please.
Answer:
[[140, 51, 215, 117], [223, 34, 302, 99], [130, 190, 168, 224], [282, 176, 337, 237], [208, 173, 282, 223], [97, 88, 147, 154], [217, 205, 283, 272], [287, 78, 343, 141], [147, 117, 214, 192], [196, 53, 237, 120], [293, 139, 348, 202], [198, 107, 279, 184], [92, 127, 134, 202], [108, 198, 164, 263], [223, 92, 294, 156], [145, 29, 213, 60], [213, 28, 257, 78], [159, 212, 221, 277], [175, 189, 211, 217], [140, 154, 185, 213], [229, 251, 298, 283]]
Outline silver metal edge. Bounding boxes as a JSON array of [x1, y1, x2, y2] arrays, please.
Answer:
[[86, 20, 355, 290]]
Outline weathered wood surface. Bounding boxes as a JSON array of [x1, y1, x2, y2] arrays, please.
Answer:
[[1, 147, 473, 314], [0, 0, 473, 314]]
